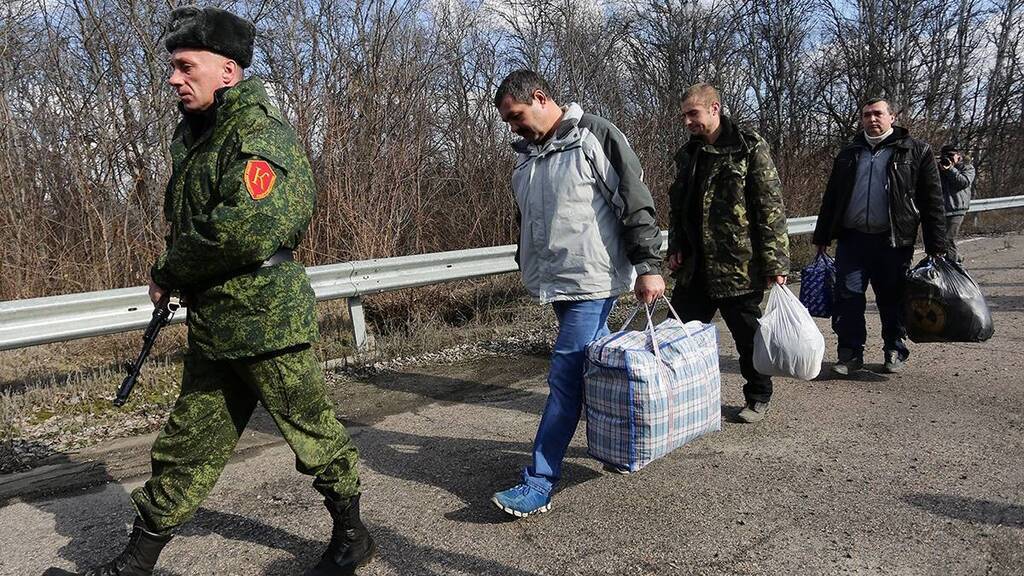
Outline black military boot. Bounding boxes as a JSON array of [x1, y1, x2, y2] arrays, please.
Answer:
[[305, 495, 376, 576], [80, 517, 172, 576]]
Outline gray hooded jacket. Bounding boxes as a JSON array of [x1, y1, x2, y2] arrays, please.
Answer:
[[510, 103, 661, 304], [941, 161, 976, 216]]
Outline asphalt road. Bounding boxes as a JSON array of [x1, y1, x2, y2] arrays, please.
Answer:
[[2, 233, 1022, 576]]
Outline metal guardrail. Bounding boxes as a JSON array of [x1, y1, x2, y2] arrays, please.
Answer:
[[1, 196, 1021, 351]]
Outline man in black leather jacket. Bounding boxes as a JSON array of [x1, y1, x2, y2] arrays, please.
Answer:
[[813, 98, 945, 375]]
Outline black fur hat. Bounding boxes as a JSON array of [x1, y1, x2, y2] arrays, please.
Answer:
[[164, 6, 255, 68]]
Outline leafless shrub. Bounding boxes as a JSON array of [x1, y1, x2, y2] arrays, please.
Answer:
[[2, 0, 1021, 308]]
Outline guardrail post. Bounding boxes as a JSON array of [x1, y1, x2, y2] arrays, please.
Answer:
[[347, 296, 368, 350]]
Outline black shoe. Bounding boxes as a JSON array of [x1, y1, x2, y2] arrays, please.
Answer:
[[306, 495, 376, 576], [80, 518, 172, 576], [831, 349, 864, 376]]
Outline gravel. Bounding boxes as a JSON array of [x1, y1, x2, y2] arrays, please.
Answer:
[[1, 325, 559, 475]]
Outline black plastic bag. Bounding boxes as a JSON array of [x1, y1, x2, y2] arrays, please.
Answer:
[[903, 256, 994, 343]]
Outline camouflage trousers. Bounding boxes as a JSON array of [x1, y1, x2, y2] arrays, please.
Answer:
[[132, 344, 360, 533]]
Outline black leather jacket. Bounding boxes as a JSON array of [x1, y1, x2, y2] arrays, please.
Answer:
[[813, 127, 946, 254]]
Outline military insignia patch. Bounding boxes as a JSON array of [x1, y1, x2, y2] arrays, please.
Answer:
[[244, 159, 276, 200]]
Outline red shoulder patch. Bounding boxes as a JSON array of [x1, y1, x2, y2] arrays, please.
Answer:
[[244, 159, 277, 200]]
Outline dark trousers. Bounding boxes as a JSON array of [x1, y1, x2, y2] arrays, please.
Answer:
[[671, 275, 770, 404], [832, 230, 914, 360], [945, 215, 964, 262]]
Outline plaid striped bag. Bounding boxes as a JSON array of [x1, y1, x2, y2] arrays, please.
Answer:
[[584, 301, 721, 472]]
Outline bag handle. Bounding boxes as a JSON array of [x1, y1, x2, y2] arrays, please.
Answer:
[[618, 303, 660, 361], [767, 282, 788, 309], [644, 303, 662, 362], [618, 296, 698, 362], [619, 304, 643, 331], [813, 251, 835, 267], [618, 296, 689, 333]]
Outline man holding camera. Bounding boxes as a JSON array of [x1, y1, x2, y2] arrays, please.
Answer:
[[938, 144, 976, 263]]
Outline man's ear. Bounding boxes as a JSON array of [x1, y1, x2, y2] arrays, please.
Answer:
[[223, 59, 239, 83], [533, 89, 549, 107], [711, 101, 721, 115]]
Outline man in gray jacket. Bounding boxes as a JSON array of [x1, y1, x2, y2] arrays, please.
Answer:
[[491, 69, 665, 517], [939, 144, 976, 262]]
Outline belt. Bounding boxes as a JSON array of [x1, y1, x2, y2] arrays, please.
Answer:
[[190, 248, 296, 298], [261, 248, 294, 268]]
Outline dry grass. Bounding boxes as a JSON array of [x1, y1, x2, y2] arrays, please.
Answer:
[[0, 275, 549, 466]]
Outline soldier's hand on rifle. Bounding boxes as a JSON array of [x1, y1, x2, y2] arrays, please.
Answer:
[[667, 252, 684, 272], [115, 289, 178, 407], [148, 278, 167, 307]]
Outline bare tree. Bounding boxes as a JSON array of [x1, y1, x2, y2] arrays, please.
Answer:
[[2, 0, 1022, 305]]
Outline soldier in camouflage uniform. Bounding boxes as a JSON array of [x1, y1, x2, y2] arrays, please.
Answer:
[[666, 83, 790, 424], [79, 7, 374, 576]]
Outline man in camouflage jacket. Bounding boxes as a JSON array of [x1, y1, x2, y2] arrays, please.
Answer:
[[667, 83, 790, 424], [79, 8, 374, 576]]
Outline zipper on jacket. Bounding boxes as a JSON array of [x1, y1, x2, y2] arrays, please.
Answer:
[[865, 146, 889, 235], [686, 146, 704, 280], [866, 148, 873, 234], [887, 181, 896, 247], [526, 156, 538, 246], [886, 149, 898, 247], [526, 151, 544, 298]]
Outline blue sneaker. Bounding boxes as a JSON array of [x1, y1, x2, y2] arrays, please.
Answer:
[[491, 482, 552, 518]]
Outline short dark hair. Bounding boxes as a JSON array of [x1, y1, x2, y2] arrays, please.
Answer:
[[861, 97, 894, 115], [681, 83, 720, 108], [494, 69, 554, 108]]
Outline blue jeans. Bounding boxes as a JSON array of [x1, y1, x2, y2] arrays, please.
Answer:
[[832, 230, 914, 359], [525, 297, 617, 495]]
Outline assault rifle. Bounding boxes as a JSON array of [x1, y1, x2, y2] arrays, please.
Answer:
[[113, 294, 181, 407]]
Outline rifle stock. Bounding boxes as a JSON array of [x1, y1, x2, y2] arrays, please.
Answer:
[[114, 295, 180, 407]]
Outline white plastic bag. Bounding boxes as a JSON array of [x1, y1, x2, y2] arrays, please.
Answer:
[[753, 284, 825, 381]]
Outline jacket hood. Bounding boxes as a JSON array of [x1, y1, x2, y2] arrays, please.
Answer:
[[512, 102, 585, 154]]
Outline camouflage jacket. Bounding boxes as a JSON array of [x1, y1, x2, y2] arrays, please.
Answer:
[[667, 117, 790, 298], [151, 77, 319, 359]]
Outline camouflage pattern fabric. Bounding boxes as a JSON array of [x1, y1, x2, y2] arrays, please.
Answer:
[[151, 76, 318, 359], [135, 77, 361, 533], [667, 117, 790, 298], [132, 345, 361, 532]]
